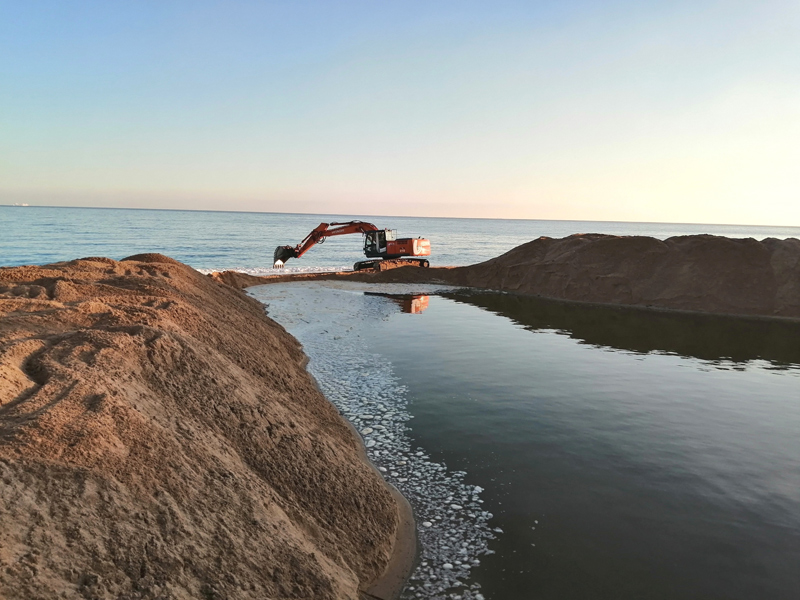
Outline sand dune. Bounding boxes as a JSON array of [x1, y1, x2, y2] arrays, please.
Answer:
[[0, 254, 405, 600], [449, 234, 800, 318]]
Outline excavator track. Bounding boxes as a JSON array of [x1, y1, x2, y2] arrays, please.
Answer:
[[353, 258, 430, 272]]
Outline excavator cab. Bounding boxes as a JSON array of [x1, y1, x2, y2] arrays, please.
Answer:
[[364, 232, 378, 256], [363, 230, 396, 258]]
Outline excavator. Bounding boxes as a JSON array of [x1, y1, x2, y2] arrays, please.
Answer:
[[273, 221, 431, 271]]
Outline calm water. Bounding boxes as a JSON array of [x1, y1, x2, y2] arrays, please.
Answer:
[[386, 292, 800, 599], [257, 282, 800, 600], [3, 206, 800, 271]]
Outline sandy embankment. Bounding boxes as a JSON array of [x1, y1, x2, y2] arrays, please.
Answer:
[[0, 254, 412, 600], [216, 234, 800, 320]]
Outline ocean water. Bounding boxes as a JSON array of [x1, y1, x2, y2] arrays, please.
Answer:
[[255, 282, 800, 600], [2, 205, 800, 271]]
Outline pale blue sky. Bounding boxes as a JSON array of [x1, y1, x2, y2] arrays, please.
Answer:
[[1, 1, 798, 224]]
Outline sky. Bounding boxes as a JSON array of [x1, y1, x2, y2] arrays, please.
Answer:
[[1, 1, 799, 225]]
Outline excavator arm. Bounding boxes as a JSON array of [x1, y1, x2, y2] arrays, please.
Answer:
[[273, 221, 379, 268]]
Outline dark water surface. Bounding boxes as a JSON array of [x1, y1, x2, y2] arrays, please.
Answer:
[[375, 292, 800, 599]]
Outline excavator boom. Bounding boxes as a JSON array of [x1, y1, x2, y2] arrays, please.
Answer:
[[273, 221, 379, 268]]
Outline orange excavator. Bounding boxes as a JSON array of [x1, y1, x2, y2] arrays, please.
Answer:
[[273, 221, 431, 271]]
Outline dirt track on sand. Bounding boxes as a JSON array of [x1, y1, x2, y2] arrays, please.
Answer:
[[0, 254, 406, 600], [216, 234, 800, 320]]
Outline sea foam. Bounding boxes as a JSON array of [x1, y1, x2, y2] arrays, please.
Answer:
[[198, 265, 353, 276]]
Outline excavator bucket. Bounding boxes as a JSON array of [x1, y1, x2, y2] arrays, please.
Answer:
[[273, 246, 296, 269]]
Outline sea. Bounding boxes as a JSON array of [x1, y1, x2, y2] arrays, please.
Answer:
[[3, 205, 800, 600], [2, 205, 800, 271]]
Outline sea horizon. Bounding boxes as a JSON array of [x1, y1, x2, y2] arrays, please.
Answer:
[[3, 202, 799, 230]]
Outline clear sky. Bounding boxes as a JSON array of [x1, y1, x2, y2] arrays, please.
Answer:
[[1, 1, 798, 224]]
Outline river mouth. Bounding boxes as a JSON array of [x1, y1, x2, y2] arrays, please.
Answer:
[[251, 282, 800, 600]]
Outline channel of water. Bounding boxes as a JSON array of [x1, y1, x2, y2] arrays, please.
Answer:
[[251, 282, 800, 600]]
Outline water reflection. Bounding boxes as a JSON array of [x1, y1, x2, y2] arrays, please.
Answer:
[[364, 292, 430, 314], [443, 291, 800, 367]]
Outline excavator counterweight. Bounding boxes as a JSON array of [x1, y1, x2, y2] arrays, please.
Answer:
[[273, 220, 431, 270]]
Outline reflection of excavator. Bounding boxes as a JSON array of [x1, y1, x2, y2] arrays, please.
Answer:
[[365, 292, 430, 314], [273, 221, 431, 271]]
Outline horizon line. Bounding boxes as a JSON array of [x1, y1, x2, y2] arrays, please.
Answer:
[[2, 203, 799, 231]]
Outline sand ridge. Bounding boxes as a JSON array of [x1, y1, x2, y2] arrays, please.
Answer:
[[0, 254, 405, 600], [450, 234, 800, 318]]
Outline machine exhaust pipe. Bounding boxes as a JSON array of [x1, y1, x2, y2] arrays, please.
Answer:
[[273, 246, 297, 269]]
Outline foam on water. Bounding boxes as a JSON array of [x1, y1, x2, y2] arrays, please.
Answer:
[[250, 281, 495, 600], [197, 265, 353, 276]]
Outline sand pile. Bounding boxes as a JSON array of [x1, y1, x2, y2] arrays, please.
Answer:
[[449, 234, 800, 318], [0, 254, 403, 600]]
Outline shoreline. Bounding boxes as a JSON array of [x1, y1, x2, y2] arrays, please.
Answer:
[[212, 233, 800, 322], [305, 373, 418, 600], [365, 485, 416, 600], [214, 268, 800, 324]]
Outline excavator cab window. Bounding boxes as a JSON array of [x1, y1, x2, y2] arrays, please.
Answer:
[[364, 232, 377, 253], [364, 230, 388, 258]]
